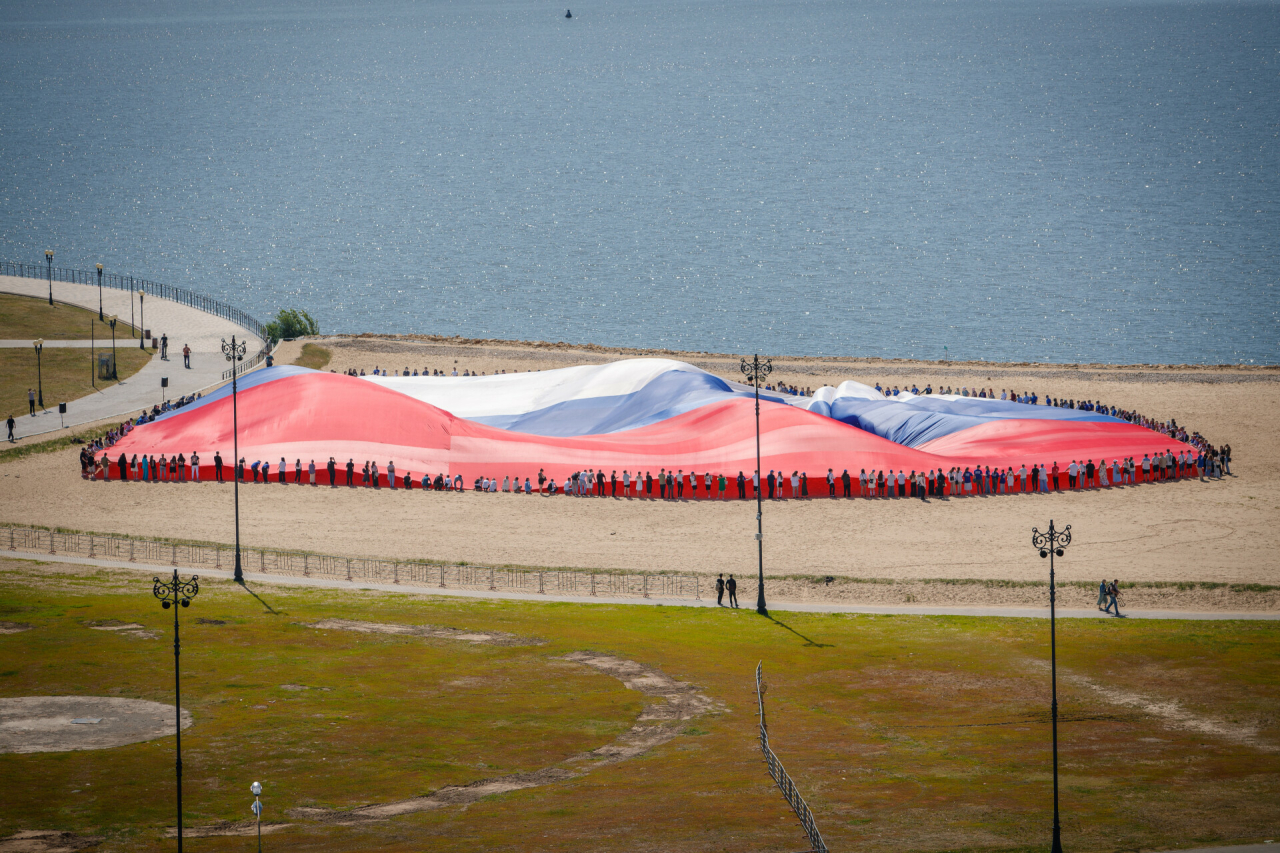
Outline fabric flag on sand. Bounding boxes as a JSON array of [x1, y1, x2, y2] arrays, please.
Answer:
[[109, 359, 1193, 488]]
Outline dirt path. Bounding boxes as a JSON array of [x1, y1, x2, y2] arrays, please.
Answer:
[[181, 618, 723, 835]]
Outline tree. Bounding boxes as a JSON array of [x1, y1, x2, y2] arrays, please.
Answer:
[[263, 308, 319, 343]]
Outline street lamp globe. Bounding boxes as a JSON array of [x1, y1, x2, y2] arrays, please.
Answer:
[[251, 782, 262, 796]]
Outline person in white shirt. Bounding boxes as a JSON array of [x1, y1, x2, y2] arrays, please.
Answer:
[[896, 469, 906, 497], [752, 469, 760, 496], [623, 470, 631, 496], [790, 471, 800, 497]]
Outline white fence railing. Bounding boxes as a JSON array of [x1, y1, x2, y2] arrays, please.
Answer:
[[2, 526, 703, 602]]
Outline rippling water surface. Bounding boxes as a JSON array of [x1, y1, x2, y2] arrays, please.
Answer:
[[1, 0, 1276, 363]]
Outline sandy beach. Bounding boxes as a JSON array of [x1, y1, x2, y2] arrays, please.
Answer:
[[2, 335, 1276, 596]]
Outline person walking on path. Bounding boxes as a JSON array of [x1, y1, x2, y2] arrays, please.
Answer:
[[1105, 579, 1122, 616], [160, 334, 168, 360], [726, 575, 738, 608], [6, 415, 13, 442], [716, 574, 725, 606], [1097, 578, 1108, 611], [182, 344, 191, 369]]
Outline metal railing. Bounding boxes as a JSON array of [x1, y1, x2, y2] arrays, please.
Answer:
[[222, 344, 273, 382], [1, 260, 266, 343], [756, 662, 829, 853], [2, 525, 703, 602]]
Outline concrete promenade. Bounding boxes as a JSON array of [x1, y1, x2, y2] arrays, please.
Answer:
[[10, 550, 1279, 621], [2, 275, 265, 441]]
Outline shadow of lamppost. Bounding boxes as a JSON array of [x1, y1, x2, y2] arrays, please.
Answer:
[[33, 339, 44, 410]]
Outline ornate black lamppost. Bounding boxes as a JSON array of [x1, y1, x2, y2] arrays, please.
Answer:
[[739, 354, 773, 616], [129, 276, 136, 339], [139, 291, 146, 350], [153, 570, 199, 853], [222, 335, 248, 583], [107, 316, 119, 380], [1032, 519, 1072, 853], [45, 250, 53, 305], [96, 263, 104, 320], [33, 339, 45, 409]]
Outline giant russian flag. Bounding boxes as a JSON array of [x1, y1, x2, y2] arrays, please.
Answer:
[[106, 359, 1192, 490]]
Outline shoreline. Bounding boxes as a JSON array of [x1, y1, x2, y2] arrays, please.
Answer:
[[315, 333, 1280, 375]]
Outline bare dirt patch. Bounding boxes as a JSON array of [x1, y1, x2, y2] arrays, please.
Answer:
[[0, 696, 191, 754], [0, 831, 101, 852], [1060, 669, 1278, 753], [306, 617, 543, 646], [85, 619, 157, 639], [0, 620, 32, 634]]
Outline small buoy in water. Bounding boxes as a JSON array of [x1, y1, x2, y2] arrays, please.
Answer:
[[565, 8, 572, 17]]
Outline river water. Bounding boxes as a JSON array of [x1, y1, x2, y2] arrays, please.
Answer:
[[1, 0, 1276, 363]]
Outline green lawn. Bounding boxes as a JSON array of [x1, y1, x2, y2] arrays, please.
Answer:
[[294, 343, 331, 370], [0, 293, 140, 341], [0, 346, 153, 423], [1, 557, 1276, 853]]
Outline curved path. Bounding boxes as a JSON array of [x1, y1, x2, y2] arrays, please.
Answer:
[[1, 275, 264, 441], [175, 618, 722, 838]]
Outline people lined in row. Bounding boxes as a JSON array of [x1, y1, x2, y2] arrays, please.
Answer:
[[341, 366, 531, 377], [83, 446, 1233, 494]]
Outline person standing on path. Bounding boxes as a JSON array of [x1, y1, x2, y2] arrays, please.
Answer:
[[160, 334, 168, 360], [6, 415, 13, 442], [726, 575, 738, 609], [182, 344, 191, 369], [28, 389, 35, 416], [716, 574, 725, 606]]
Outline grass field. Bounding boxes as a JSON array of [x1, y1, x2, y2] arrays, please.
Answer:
[[293, 343, 331, 370], [0, 293, 139, 341], [0, 346, 153, 422], [1, 557, 1277, 852]]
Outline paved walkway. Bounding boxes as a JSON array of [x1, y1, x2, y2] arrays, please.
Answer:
[[9, 551, 1278, 621], [2, 276, 264, 441]]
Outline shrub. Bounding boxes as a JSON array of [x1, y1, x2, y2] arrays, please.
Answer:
[[263, 308, 319, 343]]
